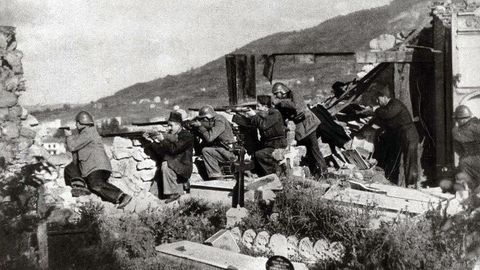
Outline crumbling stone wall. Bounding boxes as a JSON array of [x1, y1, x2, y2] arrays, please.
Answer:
[[0, 26, 37, 176]]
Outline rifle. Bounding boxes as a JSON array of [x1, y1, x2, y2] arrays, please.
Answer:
[[132, 119, 196, 130], [101, 131, 157, 139], [59, 126, 71, 131], [188, 101, 257, 113]]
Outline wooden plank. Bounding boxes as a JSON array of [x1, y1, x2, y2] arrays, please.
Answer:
[[225, 55, 238, 105], [322, 188, 440, 214], [355, 50, 425, 63], [37, 221, 49, 270], [368, 183, 445, 203]]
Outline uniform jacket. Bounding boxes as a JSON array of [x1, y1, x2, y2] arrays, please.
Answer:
[[66, 126, 112, 177], [197, 113, 236, 146], [147, 129, 194, 181], [249, 108, 287, 149], [275, 96, 320, 141], [452, 117, 480, 157], [373, 98, 415, 133]]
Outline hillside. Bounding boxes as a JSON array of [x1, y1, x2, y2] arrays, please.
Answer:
[[33, 0, 431, 123]]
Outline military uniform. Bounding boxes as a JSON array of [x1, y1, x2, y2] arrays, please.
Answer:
[[452, 117, 480, 190], [197, 113, 236, 178], [145, 129, 194, 196], [274, 90, 327, 177], [373, 98, 419, 186], [64, 126, 124, 203], [234, 108, 287, 176]]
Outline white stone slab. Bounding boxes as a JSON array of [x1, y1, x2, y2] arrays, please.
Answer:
[[156, 240, 308, 270]]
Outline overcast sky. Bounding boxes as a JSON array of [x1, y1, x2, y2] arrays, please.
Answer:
[[0, 0, 391, 106]]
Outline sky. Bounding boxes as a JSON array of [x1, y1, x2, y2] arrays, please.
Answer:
[[0, 0, 391, 106]]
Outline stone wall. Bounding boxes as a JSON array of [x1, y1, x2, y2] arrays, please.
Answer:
[[0, 26, 37, 175]]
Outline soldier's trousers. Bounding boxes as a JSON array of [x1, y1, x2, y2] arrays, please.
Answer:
[[400, 126, 419, 187], [297, 131, 328, 176], [254, 147, 277, 177], [64, 162, 123, 203], [160, 161, 184, 196], [202, 146, 236, 178]]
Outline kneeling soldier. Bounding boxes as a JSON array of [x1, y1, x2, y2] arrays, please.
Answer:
[[233, 95, 287, 176], [143, 111, 194, 203], [64, 111, 132, 208]]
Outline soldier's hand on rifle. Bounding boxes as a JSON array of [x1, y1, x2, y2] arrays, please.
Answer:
[[142, 132, 154, 143], [190, 120, 202, 127], [64, 129, 72, 137], [153, 132, 164, 142], [246, 108, 256, 117]]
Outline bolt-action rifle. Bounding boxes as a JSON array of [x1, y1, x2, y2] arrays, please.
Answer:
[[188, 101, 257, 113]]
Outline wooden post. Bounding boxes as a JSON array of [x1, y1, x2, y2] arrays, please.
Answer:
[[226, 55, 238, 105], [394, 63, 413, 116], [37, 221, 48, 269], [231, 148, 254, 207], [245, 55, 256, 100], [235, 55, 247, 102]]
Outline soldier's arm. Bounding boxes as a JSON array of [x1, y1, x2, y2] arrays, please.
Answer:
[[374, 100, 402, 120], [65, 132, 93, 152], [157, 132, 194, 155], [250, 111, 278, 130], [197, 119, 225, 143]]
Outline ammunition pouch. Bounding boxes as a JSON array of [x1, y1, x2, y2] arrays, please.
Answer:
[[292, 112, 306, 124]]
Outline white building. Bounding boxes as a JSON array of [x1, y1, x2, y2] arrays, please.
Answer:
[[42, 138, 66, 155]]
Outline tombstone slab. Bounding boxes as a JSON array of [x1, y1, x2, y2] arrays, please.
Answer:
[[242, 229, 256, 249], [253, 231, 270, 253], [205, 229, 240, 253], [313, 239, 331, 261], [298, 237, 316, 262], [287, 236, 299, 258], [230, 227, 242, 243]]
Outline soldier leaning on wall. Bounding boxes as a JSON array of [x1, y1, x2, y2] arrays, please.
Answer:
[[64, 111, 132, 208]]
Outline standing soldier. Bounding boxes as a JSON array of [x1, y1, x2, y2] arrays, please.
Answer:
[[143, 111, 194, 203], [64, 111, 132, 208], [272, 82, 327, 178], [190, 105, 237, 179], [358, 87, 419, 187], [452, 105, 480, 198], [233, 95, 287, 176]]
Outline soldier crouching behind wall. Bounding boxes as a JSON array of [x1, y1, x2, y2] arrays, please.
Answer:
[[64, 111, 132, 209], [142, 111, 194, 203], [232, 95, 287, 176]]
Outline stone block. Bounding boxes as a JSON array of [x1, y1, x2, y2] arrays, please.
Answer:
[[241, 229, 256, 249], [246, 173, 283, 191], [298, 237, 316, 262], [137, 159, 156, 170], [230, 227, 242, 243], [20, 127, 36, 139], [4, 50, 23, 74], [5, 76, 19, 92], [287, 236, 299, 258], [205, 229, 240, 253], [132, 148, 146, 161], [2, 121, 19, 139], [0, 108, 8, 120], [0, 90, 17, 108], [268, 234, 288, 257], [132, 139, 142, 146], [112, 147, 132, 160], [139, 168, 156, 181], [226, 206, 249, 228], [189, 172, 203, 183], [113, 136, 133, 148], [253, 231, 270, 253], [0, 32, 7, 49], [22, 114, 39, 127]]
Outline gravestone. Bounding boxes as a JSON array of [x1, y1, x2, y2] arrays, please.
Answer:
[[298, 237, 316, 262], [286, 236, 299, 258], [230, 227, 242, 243], [313, 239, 330, 261], [253, 231, 270, 253], [242, 229, 256, 249], [268, 234, 288, 257], [205, 229, 240, 253]]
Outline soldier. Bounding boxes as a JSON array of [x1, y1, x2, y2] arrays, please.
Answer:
[[233, 95, 287, 176], [358, 87, 419, 187], [143, 111, 194, 203], [64, 111, 132, 208], [452, 105, 480, 197], [190, 105, 236, 179], [272, 82, 327, 178]]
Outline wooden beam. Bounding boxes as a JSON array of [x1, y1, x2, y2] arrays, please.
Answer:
[[356, 50, 433, 63]]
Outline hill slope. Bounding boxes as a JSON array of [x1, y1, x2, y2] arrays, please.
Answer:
[[34, 0, 431, 123]]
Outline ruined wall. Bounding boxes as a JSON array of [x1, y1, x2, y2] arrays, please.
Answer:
[[0, 26, 37, 173]]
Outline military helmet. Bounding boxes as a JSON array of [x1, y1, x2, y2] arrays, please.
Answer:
[[454, 105, 472, 120], [271, 82, 290, 95], [75, 111, 94, 125], [197, 105, 215, 119]]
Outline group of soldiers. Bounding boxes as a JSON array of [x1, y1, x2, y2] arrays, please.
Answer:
[[62, 82, 480, 207]]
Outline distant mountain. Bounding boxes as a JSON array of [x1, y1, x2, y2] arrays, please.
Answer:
[[33, 0, 430, 123]]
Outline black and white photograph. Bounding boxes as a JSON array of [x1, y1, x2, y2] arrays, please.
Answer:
[[1, 0, 480, 269]]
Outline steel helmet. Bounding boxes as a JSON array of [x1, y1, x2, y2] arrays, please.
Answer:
[[272, 82, 290, 95], [197, 105, 215, 119], [75, 111, 94, 125], [454, 105, 472, 120]]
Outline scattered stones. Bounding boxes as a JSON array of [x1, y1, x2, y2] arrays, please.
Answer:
[[113, 137, 133, 148], [139, 168, 156, 181], [112, 147, 132, 160]]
